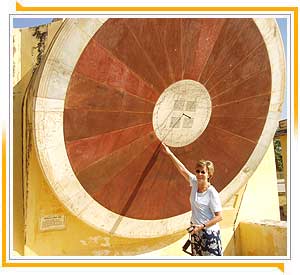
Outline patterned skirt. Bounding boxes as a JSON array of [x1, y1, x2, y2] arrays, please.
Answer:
[[191, 229, 223, 256]]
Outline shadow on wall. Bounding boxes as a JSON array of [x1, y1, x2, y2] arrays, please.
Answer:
[[13, 69, 37, 257], [223, 232, 236, 256]]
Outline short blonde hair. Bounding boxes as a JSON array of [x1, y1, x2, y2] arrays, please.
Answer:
[[196, 160, 214, 181]]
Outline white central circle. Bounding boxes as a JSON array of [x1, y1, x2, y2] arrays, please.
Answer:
[[152, 80, 211, 147]]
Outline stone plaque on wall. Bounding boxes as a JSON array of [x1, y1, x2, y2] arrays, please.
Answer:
[[39, 215, 66, 232]]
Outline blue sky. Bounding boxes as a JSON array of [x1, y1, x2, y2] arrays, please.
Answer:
[[13, 17, 288, 119], [276, 18, 287, 120], [13, 18, 53, 28]]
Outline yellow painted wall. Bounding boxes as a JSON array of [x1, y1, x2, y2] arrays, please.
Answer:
[[235, 143, 280, 223], [233, 143, 282, 256], [13, 70, 34, 256], [13, 20, 63, 256], [235, 220, 287, 256]]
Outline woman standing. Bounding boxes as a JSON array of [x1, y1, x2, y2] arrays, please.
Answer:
[[162, 143, 223, 256]]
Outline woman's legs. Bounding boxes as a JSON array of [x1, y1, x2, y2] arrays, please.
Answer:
[[191, 230, 222, 256]]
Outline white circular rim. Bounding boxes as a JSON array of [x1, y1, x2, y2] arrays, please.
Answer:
[[32, 18, 285, 238]]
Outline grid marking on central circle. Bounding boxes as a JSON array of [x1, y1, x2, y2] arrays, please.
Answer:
[[152, 80, 212, 147]]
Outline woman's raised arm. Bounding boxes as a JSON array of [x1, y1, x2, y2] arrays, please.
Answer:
[[161, 143, 193, 182]]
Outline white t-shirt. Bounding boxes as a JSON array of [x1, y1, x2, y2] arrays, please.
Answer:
[[189, 174, 222, 231]]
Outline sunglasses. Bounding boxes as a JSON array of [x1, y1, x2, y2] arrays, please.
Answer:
[[195, 169, 206, 174]]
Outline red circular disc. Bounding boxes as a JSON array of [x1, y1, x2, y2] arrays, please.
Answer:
[[63, 18, 271, 220]]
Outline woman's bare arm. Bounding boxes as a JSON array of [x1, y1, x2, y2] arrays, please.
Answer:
[[162, 143, 193, 182]]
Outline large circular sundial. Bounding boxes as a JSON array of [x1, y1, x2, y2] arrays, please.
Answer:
[[33, 18, 285, 238]]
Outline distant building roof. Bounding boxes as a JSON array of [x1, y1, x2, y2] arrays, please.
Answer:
[[274, 119, 287, 137]]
